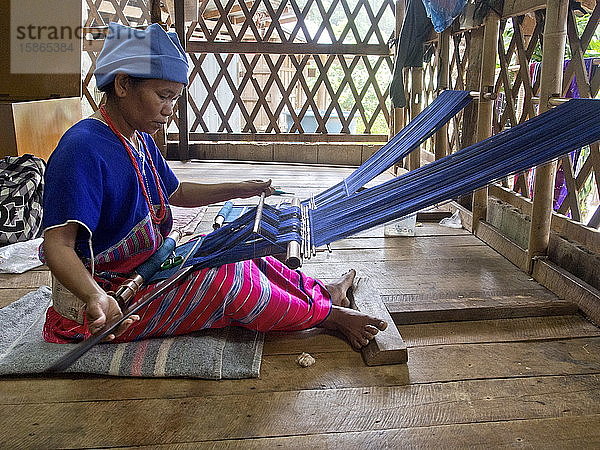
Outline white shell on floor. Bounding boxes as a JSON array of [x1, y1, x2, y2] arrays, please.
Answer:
[[296, 352, 316, 368]]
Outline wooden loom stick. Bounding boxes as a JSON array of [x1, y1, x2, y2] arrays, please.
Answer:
[[45, 265, 196, 373], [252, 192, 266, 233], [44, 233, 205, 373]]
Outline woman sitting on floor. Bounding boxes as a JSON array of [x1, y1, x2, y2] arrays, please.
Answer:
[[41, 22, 387, 350]]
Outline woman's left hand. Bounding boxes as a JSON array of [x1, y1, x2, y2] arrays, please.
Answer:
[[238, 179, 275, 198]]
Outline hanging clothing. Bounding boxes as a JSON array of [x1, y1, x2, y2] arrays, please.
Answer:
[[421, 0, 468, 33], [41, 119, 331, 343], [390, 0, 433, 108]]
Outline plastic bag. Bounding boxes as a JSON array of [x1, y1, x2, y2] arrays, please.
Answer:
[[439, 210, 463, 229], [0, 238, 43, 273], [421, 0, 469, 32]]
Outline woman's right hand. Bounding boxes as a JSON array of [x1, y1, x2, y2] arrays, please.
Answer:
[[85, 292, 140, 341], [237, 179, 275, 198]]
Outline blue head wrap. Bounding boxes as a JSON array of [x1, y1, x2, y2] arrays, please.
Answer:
[[94, 22, 189, 90]]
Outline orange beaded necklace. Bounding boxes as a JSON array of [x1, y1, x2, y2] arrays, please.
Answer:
[[99, 105, 167, 224]]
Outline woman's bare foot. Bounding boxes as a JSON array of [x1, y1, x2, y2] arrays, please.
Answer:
[[324, 269, 356, 308], [319, 305, 388, 350]]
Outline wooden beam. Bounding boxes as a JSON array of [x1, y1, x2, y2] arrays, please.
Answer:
[[527, 0, 569, 270], [186, 42, 391, 56], [173, 133, 389, 143], [350, 277, 408, 366], [502, 0, 547, 19], [533, 257, 600, 325], [408, 67, 423, 171], [461, 26, 484, 150], [434, 29, 450, 161], [475, 220, 529, 271], [150, 0, 162, 23], [392, 0, 406, 141], [386, 293, 577, 324], [175, 0, 190, 161]]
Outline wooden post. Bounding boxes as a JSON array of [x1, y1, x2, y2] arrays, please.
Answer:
[[472, 11, 500, 233], [527, 0, 569, 271], [151, 0, 168, 156], [175, 0, 190, 161], [434, 29, 450, 160], [461, 26, 484, 149], [150, 0, 162, 23], [392, 0, 406, 139], [409, 66, 423, 171]]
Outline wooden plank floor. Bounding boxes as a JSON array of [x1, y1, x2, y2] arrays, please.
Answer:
[[1, 160, 599, 448]]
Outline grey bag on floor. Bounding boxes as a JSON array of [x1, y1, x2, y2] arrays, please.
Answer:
[[0, 154, 45, 245]]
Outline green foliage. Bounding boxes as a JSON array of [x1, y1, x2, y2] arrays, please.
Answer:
[[502, 13, 600, 63], [298, 0, 394, 135]]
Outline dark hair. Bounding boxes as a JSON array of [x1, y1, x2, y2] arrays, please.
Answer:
[[98, 75, 148, 96]]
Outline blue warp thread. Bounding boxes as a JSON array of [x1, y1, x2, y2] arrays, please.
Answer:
[[170, 96, 600, 270], [309, 90, 473, 207], [310, 98, 600, 246], [184, 204, 301, 268]]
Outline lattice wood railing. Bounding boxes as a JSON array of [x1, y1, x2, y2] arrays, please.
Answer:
[[493, 3, 599, 227], [183, 0, 395, 142], [81, 0, 396, 143], [422, 28, 472, 156], [418, 3, 598, 228]]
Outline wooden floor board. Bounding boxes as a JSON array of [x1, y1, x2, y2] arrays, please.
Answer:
[[2, 336, 599, 406], [119, 414, 600, 449], [398, 314, 600, 346], [2, 375, 599, 448], [1, 160, 598, 448], [263, 314, 600, 352], [386, 294, 578, 324]]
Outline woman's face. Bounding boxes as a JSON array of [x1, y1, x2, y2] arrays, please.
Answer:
[[117, 77, 184, 135]]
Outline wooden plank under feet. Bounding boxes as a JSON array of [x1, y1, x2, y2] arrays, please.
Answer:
[[350, 277, 408, 365]]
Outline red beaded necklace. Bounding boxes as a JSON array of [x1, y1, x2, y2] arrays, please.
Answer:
[[99, 105, 167, 224]]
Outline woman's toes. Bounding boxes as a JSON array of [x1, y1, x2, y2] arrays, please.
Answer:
[[353, 338, 369, 349], [376, 320, 388, 331], [364, 324, 380, 335], [362, 330, 376, 340], [351, 338, 363, 350]]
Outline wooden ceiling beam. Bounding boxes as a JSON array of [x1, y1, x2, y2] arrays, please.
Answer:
[[502, 0, 546, 19]]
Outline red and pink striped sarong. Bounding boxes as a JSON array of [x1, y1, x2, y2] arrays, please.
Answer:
[[44, 234, 332, 343]]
